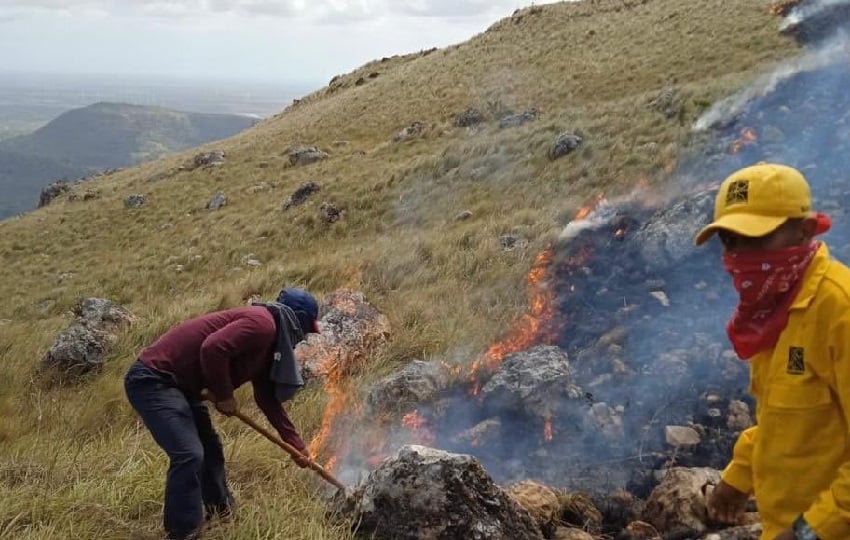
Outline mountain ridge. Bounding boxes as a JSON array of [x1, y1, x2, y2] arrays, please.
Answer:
[[0, 101, 256, 218]]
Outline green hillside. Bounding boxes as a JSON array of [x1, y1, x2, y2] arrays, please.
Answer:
[[0, 102, 256, 218], [0, 1, 797, 538]]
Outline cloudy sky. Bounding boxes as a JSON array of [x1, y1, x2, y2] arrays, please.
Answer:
[[0, 0, 561, 86]]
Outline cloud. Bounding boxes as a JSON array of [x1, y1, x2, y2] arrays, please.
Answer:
[[0, 0, 551, 21]]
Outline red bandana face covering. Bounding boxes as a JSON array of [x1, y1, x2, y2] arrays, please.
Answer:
[[723, 241, 819, 359]]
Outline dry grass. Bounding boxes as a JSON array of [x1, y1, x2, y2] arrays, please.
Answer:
[[0, 0, 797, 537]]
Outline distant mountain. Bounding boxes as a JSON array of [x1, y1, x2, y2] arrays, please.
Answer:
[[0, 102, 256, 219]]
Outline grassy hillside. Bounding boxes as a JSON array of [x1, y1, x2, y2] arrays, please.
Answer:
[[0, 102, 256, 219], [0, 1, 797, 538]]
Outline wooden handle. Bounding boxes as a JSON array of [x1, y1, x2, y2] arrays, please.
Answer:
[[200, 390, 346, 491]]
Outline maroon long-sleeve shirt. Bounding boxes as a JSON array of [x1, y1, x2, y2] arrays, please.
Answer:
[[139, 306, 306, 453]]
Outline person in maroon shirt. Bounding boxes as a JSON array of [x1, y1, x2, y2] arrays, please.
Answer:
[[124, 288, 320, 540]]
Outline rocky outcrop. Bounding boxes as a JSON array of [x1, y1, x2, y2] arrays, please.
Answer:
[[342, 445, 544, 540], [41, 298, 133, 377]]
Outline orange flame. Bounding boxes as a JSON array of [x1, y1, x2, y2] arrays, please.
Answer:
[[307, 352, 351, 470], [401, 409, 436, 445], [730, 127, 758, 154], [466, 196, 607, 394], [543, 415, 553, 442]]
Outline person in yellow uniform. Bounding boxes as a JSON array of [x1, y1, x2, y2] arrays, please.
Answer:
[[696, 163, 850, 540]]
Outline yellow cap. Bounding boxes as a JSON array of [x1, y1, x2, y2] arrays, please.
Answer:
[[694, 163, 814, 246]]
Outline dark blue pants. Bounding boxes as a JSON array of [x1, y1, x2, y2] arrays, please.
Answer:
[[124, 360, 232, 539]]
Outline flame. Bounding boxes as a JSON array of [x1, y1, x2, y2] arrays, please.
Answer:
[[401, 409, 436, 445], [466, 196, 607, 394], [543, 415, 553, 442], [307, 351, 352, 470], [467, 247, 559, 395], [769, 0, 801, 16], [730, 127, 758, 154]]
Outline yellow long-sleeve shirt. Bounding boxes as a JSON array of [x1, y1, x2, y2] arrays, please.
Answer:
[[722, 244, 850, 539]]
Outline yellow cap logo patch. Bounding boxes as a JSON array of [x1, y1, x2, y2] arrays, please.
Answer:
[[726, 180, 749, 206]]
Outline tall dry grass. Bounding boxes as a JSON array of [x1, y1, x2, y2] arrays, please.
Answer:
[[0, 0, 796, 537]]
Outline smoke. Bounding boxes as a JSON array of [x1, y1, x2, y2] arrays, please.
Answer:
[[695, 31, 850, 130], [331, 1, 850, 490], [781, 0, 850, 30]]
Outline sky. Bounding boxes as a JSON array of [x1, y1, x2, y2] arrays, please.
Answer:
[[0, 0, 563, 87]]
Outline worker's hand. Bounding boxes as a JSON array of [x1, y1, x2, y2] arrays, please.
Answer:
[[705, 480, 749, 524], [215, 398, 238, 416], [292, 453, 311, 468], [772, 530, 795, 540]]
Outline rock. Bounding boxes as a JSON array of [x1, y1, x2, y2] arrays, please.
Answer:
[[648, 86, 681, 119], [455, 107, 485, 128], [499, 234, 528, 251], [506, 480, 561, 532], [649, 291, 670, 307], [124, 194, 147, 208], [41, 324, 112, 376], [393, 121, 426, 142], [206, 191, 228, 210], [193, 150, 225, 168], [41, 298, 132, 376], [342, 445, 543, 540], [481, 345, 582, 420], [289, 146, 328, 166], [619, 520, 661, 539], [247, 182, 272, 194], [366, 360, 451, 415], [296, 290, 391, 380], [74, 298, 133, 330], [643, 467, 720, 537], [499, 109, 538, 129], [586, 402, 624, 440], [455, 210, 474, 221], [632, 189, 714, 271], [548, 133, 583, 160], [241, 255, 261, 267], [320, 201, 342, 223], [56, 272, 75, 284], [452, 418, 502, 448], [68, 189, 100, 202], [282, 182, 320, 210], [727, 400, 753, 431], [665, 425, 702, 447], [39, 181, 72, 207]]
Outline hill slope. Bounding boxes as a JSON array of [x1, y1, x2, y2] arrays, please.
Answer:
[[0, 1, 798, 539], [0, 102, 256, 218]]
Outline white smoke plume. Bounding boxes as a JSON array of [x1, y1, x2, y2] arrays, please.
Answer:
[[781, 0, 850, 31], [694, 31, 850, 131]]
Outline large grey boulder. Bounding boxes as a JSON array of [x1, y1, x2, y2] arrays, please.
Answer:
[[193, 150, 225, 168], [289, 146, 328, 166], [366, 360, 450, 415], [296, 290, 390, 380], [643, 467, 720, 538], [39, 181, 72, 207], [41, 298, 132, 376], [548, 132, 583, 160], [632, 189, 714, 271], [481, 345, 582, 418], [206, 191, 228, 210], [344, 445, 543, 540], [282, 181, 320, 210]]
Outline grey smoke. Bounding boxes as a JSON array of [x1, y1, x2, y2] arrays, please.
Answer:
[[694, 31, 850, 131]]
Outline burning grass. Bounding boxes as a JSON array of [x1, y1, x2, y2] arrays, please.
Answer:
[[0, 0, 801, 537]]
